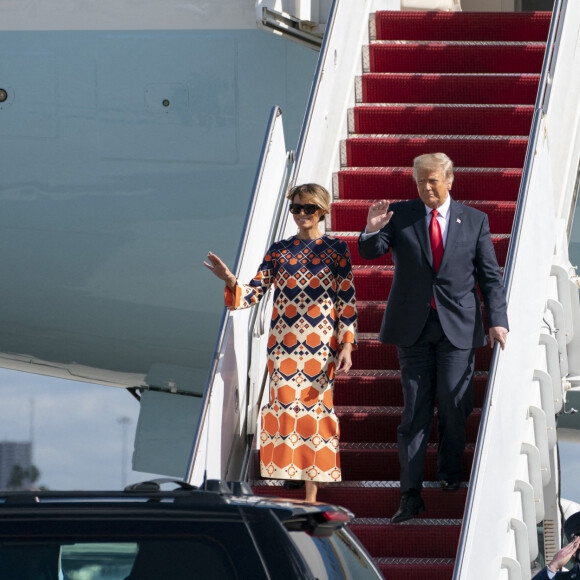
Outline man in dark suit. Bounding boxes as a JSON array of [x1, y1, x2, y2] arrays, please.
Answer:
[[533, 512, 580, 578], [358, 153, 509, 523]]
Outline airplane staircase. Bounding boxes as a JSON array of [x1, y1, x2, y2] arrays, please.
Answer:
[[253, 9, 551, 579], [187, 0, 580, 576]]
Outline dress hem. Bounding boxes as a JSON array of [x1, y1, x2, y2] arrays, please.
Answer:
[[260, 466, 342, 483]]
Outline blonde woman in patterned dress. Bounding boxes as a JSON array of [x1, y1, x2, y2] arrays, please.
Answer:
[[204, 183, 357, 502]]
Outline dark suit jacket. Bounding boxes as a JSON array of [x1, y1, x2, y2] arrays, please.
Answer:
[[533, 563, 580, 579], [358, 198, 509, 349]]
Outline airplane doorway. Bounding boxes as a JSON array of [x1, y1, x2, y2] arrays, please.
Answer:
[[518, 0, 555, 10]]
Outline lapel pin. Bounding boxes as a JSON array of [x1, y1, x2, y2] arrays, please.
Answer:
[[457, 218, 462, 223]]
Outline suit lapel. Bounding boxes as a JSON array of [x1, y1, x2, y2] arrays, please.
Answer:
[[440, 199, 464, 271], [411, 199, 432, 267]]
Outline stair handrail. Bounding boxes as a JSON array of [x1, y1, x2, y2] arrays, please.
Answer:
[[237, 0, 353, 478], [240, 143, 295, 479], [290, 0, 340, 187], [503, 4, 564, 286], [184, 106, 291, 484], [454, 2, 566, 578]]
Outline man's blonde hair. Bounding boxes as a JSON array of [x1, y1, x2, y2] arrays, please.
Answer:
[[413, 153, 454, 185]]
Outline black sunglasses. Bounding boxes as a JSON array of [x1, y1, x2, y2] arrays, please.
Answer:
[[289, 203, 319, 215]]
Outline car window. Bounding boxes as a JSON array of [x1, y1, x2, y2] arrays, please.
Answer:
[[0, 537, 242, 580], [0, 544, 61, 580], [61, 542, 137, 579], [125, 538, 238, 580], [0, 514, 271, 580], [289, 528, 381, 579]]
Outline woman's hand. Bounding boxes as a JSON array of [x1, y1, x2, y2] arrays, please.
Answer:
[[336, 343, 353, 375], [204, 252, 237, 289]]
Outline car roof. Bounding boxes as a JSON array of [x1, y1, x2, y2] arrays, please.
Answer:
[[0, 479, 354, 538]]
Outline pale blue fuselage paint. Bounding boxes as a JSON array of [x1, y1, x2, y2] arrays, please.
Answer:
[[0, 29, 317, 386]]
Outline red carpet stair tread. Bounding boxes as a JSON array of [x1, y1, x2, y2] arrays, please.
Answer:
[[368, 43, 546, 74], [351, 520, 461, 558], [253, 9, 550, 579], [352, 106, 535, 136], [335, 168, 522, 201], [336, 406, 481, 444], [339, 443, 474, 482], [361, 74, 540, 105], [255, 485, 468, 519], [374, 11, 551, 41], [342, 234, 510, 267], [343, 137, 529, 168], [353, 337, 492, 371], [333, 200, 516, 234], [333, 371, 489, 408]]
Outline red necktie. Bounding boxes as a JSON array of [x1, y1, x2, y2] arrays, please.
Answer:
[[430, 209, 443, 308]]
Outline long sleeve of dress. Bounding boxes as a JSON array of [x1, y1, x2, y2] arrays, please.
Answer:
[[224, 246, 276, 310], [334, 242, 358, 349]]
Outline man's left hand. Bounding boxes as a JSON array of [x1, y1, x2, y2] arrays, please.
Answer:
[[489, 327, 508, 350]]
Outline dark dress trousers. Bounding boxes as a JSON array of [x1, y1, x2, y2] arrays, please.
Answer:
[[358, 198, 509, 491]]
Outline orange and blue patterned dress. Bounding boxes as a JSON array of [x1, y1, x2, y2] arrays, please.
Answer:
[[225, 234, 357, 482]]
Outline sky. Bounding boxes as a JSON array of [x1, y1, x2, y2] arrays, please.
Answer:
[[1, 366, 580, 503], [559, 441, 580, 504], [0, 369, 162, 490]]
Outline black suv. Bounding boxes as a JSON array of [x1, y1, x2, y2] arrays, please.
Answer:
[[0, 479, 383, 579]]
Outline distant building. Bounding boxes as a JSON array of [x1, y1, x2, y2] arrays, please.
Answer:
[[0, 441, 32, 490]]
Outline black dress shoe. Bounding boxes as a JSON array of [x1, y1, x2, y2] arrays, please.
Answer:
[[390, 492, 425, 523], [440, 480, 461, 492]]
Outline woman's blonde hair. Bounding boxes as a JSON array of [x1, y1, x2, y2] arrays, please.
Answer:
[[286, 183, 330, 222]]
